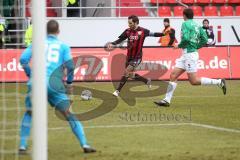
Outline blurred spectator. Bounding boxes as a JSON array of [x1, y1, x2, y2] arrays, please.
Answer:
[[158, 18, 177, 47], [0, 15, 7, 48], [25, 23, 32, 47], [2, 0, 15, 17], [67, 0, 80, 17], [202, 19, 215, 46]]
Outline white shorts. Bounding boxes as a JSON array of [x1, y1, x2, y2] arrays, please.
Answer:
[[175, 52, 199, 73]]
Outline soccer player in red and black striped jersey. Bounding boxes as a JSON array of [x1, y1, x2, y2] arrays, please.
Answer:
[[107, 15, 164, 97]]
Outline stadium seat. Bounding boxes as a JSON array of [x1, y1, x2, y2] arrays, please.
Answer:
[[120, 8, 149, 17], [174, 6, 184, 16], [123, 0, 141, 2], [158, 6, 171, 17], [117, 0, 149, 17], [166, 0, 176, 4], [26, 0, 31, 17], [236, 6, 240, 16], [220, 6, 234, 16], [26, 0, 57, 17], [191, 6, 203, 16], [47, 10, 57, 17], [228, 0, 240, 3], [196, 0, 211, 3], [212, 0, 226, 3], [204, 6, 218, 16], [182, 0, 195, 4], [151, 0, 165, 3]]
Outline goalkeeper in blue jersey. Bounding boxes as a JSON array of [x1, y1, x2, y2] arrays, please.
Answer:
[[19, 20, 96, 154]]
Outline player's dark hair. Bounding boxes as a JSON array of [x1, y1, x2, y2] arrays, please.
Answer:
[[203, 19, 209, 24], [183, 8, 194, 19], [163, 18, 170, 23], [128, 15, 139, 24], [47, 20, 59, 34]]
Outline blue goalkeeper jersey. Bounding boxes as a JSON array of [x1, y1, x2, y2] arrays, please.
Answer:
[[20, 35, 74, 86]]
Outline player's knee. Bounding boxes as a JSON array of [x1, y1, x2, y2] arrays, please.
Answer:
[[124, 71, 130, 78], [189, 79, 198, 85], [170, 72, 178, 81], [129, 72, 135, 79]]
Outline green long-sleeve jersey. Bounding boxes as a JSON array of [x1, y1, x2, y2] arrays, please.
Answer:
[[178, 19, 208, 53]]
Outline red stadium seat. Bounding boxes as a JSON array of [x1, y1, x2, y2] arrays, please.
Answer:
[[158, 6, 171, 17], [117, 0, 149, 17], [196, 0, 210, 3], [47, 10, 57, 17], [151, 0, 165, 3], [220, 6, 233, 16], [120, 0, 143, 5], [204, 6, 218, 16], [182, 0, 195, 4], [120, 8, 148, 17], [26, 0, 58, 17], [236, 6, 240, 16], [25, 0, 31, 17], [173, 6, 184, 16], [212, 0, 226, 3], [228, 0, 240, 3], [166, 0, 176, 4], [191, 6, 203, 16]]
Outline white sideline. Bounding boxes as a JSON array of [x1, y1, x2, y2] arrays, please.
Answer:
[[1, 92, 240, 97], [51, 123, 190, 130], [1, 123, 240, 134], [1, 123, 239, 155], [190, 123, 240, 134], [0, 123, 190, 133]]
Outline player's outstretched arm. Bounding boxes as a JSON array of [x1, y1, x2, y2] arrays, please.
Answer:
[[149, 32, 165, 37], [20, 45, 32, 78], [111, 37, 126, 45], [107, 29, 128, 50], [106, 37, 126, 50]]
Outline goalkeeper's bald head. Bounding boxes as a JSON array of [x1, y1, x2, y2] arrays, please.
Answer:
[[47, 19, 59, 35]]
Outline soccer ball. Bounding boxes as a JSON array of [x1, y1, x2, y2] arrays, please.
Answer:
[[207, 38, 213, 44], [81, 90, 92, 100]]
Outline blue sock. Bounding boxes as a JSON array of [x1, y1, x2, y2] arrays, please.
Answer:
[[19, 111, 32, 148], [67, 114, 88, 147]]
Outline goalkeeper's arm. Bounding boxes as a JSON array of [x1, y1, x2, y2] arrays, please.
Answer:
[[62, 44, 75, 95], [65, 60, 74, 84], [64, 60, 74, 94], [20, 45, 32, 78]]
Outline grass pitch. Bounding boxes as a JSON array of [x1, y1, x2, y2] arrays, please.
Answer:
[[0, 80, 240, 160]]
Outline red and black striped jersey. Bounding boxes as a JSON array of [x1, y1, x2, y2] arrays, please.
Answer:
[[114, 27, 150, 60]]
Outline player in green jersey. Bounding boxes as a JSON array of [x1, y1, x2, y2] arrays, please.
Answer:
[[154, 8, 227, 107]]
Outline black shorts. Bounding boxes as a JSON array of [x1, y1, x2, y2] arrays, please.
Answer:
[[126, 59, 142, 68]]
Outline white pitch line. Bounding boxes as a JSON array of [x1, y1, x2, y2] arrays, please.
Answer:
[[0, 85, 238, 99], [1, 123, 240, 134], [190, 123, 240, 133], [1, 94, 239, 99], [0, 123, 190, 133], [173, 95, 240, 98], [51, 123, 190, 130]]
